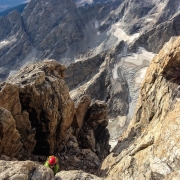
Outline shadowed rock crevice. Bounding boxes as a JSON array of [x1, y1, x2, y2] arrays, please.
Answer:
[[78, 101, 110, 160], [19, 92, 50, 156], [33, 110, 50, 156]]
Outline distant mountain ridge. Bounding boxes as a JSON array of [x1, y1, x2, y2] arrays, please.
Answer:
[[0, 0, 112, 16]]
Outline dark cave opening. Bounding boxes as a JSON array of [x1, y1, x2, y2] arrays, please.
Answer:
[[33, 110, 50, 156], [32, 122, 50, 156], [19, 92, 50, 156]]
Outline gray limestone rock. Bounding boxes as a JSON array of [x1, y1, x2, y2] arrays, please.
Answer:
[[0, 10, 31, 80], [131, 12, 180, 53], [22, 0, 84, 59]]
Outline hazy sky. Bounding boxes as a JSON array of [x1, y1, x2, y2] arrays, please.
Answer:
[[0, 0, 30, 12]]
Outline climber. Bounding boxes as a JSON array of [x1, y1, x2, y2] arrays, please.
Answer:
[[44, 155, 59, 175]]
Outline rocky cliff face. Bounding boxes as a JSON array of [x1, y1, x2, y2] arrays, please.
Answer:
[[99, 0, 180, 53], [1, 34, 180, 180], [62, 0, 180, 149], [1, 0, 179, 134], [0, 10, 31, 79], [131, 11, 180, 53], [98, 37, 180, 180], [1, 1, 180, 179], [22, 0, 84, 59]]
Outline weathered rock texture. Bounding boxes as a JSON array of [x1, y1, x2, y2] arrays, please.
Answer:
[[78, 100, 109, 160], [131, 12, 180, 53], [65, 41, 131, 149], [99, 0, 180, 53], [1, 60, 72, 157], [22, 0, 84, 58], [98, 37, 180, 179], [0, 59, 110, 174], [0, 160, 54, 180], [56, 170, 102, 180], [0, 108, 22, 157], [0, 10, 31, 79], [66, 41, 129, 118], [58, 99, 110, 174], [0, 160, 102, 180]]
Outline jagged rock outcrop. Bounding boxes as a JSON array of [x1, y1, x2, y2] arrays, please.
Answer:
[[0, 59, 110, 174], [58, 99, 110, 173], [0, 159, 102, 180], [0, 60, 73, 157], [78, 100, 110, 160], [66, 41, 130, 149], [131, 12, 180, 53], [0, 108, 22, 157], [98, 37, 180, 179], [66, 41, 129, 118]]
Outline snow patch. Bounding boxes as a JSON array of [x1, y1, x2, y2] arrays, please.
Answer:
[[8, 70, 18, 77], [123, 47, 155, 66], [23, 0, 30, 3], [113, 47, 156, 121], [94, 20, 99, 28], [75, 0, 93, 7], [108, 116, 127, 150], [146, 18, 153, 22], [135, 67, 147, 84], [129, 33, 140, 42], [108, 22, 140, 42], [0, 41, 10, 46], [0, 38, 16, 49]]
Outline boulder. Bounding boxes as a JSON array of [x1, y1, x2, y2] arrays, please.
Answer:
[[56, 170, 102, 180], [0, 160, 54, 180], [0, 60, 75, 157]]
